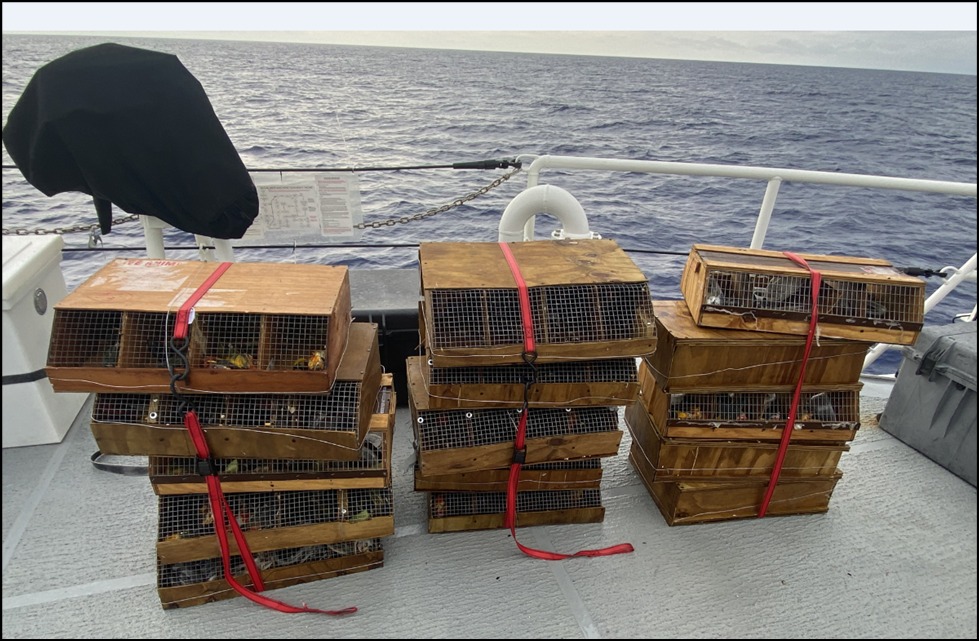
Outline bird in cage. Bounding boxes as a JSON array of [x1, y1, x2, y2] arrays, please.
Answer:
[[101, 340, 120, 367], [805, 393, 838, 423], [353, 539, 376, 554], [432, 494, 446, 518], [360, 433, 383, 467]]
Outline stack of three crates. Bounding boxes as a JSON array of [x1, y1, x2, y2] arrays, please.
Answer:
[[409, 240, 657, 533], [626, 244, 927, 524], [45, 258, 395, 608]]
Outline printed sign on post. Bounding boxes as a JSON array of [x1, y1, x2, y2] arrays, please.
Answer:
[[244, 173, 364, 242]]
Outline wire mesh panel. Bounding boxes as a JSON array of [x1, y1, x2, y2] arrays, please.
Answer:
[[630, 443, 841, 526], [45, 258, 353, 393], [414, 457, 603, 492], [415, 406, 620, 451], [47, 309, 123, 368], [624, 400, 848, 481], [647, 299, 869, 390], [411, 355, 639, 408], [419, 240, 656, 366], [680, 245, 926, 345], [156, 487, 394, 564], [427, 283, 654, 350], [427, 489, 605, 532], [157, 538, 384, 609], [411, 392, 623, 475]]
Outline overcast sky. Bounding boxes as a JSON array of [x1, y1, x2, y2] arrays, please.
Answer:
[[3, 2, 977, 75]]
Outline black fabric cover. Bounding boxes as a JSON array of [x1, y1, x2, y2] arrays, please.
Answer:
[[2, 42, 258, 238]]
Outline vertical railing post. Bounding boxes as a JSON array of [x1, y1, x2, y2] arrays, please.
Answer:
[[750, 177, 782, 249]]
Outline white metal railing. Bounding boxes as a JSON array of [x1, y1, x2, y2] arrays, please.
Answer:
[[512, 154, 978, 373]]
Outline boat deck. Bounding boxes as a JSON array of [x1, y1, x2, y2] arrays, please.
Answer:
[[2, 381, 976, 639]]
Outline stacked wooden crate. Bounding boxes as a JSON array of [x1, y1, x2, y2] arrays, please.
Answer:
[[45, 258, 394, 608], [626, 245, 926, 525], [411, 239, 657, 533]]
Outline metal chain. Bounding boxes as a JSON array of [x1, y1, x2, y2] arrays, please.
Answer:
[[354, 166, 522, 229], [2, 166, 522, 235], [2, 213, 140, 236]]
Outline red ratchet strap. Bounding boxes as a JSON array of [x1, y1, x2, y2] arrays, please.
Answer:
[[498, 242, 634, 560], [175, 263, 356, 615], [172, 262, 233, 341], [758, 252, 822, 518]]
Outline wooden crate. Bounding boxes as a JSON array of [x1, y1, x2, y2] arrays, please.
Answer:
[[407, 354, 639, 409], [419, 239, 656, 366], [156, 487, 394, 564], [413, 458, 603, 492], [636, 361, 861, 443], [426, 489, 605, 533], [148, 375, 396, 494], [409, 361, 623, 476], [680, 244, 925, 345], [647, 299, 868, 389], [46, 258, 352, 393], [157, 538, 383, 609], [624, 400, 848, 480], [89, 323, 382, 460], [630, 443, 840, 525]]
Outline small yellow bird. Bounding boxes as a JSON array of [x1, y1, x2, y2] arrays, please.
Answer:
[[307, 350, 326, 371]]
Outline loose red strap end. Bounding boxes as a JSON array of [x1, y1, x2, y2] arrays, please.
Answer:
[[573, 543, 636, 557]]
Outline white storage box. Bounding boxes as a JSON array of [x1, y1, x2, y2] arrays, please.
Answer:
[[2, 236, 87, 447], [879, 322, 977, 486]]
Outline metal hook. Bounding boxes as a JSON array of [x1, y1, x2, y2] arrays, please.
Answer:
[[87, 225, 103, 249]]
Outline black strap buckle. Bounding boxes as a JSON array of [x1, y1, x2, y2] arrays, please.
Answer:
[[513, 446, 527, 465], [195, 457, 217, 477]]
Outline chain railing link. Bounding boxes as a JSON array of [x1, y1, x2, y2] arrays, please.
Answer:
[[354, 166, 522, 229], [2, 213, 141, 236], [3, 166, 522, 236]]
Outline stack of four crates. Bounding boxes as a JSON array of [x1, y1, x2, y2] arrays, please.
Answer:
[[45, 259, 395, 608]]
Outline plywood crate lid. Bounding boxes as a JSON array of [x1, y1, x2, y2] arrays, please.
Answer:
[[419, 239, 648, 290], [56, 258, 349, 315]]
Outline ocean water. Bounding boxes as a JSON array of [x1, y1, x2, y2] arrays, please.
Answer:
[[3, 34, 976, 373]]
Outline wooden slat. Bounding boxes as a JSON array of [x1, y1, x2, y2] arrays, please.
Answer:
[[647, 299, 868, 389], [158, 549, 383, 609], [630, 443, 840, 526], [428, 508, 605, 533], [413, 464, 603, 492], [624, 401, 848, 480], [414, 430, 622, 477], [407, 355, 639, 409], [156, 516, 394, 565]]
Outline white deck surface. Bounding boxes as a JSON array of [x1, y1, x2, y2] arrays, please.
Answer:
[[2, 384, 976, 640]]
